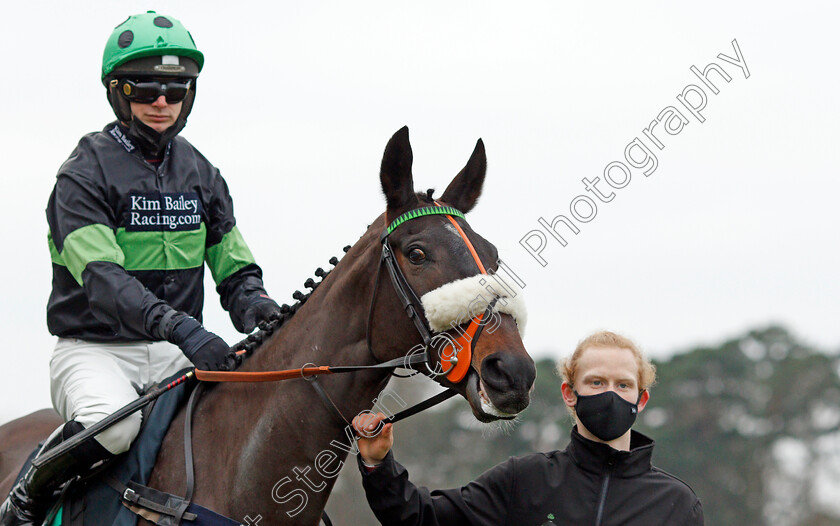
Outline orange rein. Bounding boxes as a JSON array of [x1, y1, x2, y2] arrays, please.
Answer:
[[196, 201, 488, 384], [194, 362, 332, 382]]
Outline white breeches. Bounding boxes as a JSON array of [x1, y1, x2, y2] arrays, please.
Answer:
[[50, 338, 192, 455]]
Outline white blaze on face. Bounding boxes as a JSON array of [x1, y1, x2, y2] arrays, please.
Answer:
[[420, 274, 527, 337], [442, 222, 461, 239]]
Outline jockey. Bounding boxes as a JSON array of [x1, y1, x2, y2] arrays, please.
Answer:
[[0, 12, 282, 525]]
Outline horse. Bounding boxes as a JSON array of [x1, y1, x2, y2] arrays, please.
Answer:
[[0, 126, 536, 525]]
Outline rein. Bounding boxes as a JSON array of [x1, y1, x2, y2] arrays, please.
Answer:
[[193, 350, 431, 382], [192, 202, 496, 444], [196, 201, 491, 387]]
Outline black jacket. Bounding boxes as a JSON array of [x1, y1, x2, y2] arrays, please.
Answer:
[[359, 427, 703, 526], [46, 122, 269, 341]]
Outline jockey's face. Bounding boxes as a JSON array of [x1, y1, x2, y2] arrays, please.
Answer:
[[130, 96, 183, 133]]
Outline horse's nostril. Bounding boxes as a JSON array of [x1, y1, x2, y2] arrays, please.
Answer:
[[481, 353, 536, 392]]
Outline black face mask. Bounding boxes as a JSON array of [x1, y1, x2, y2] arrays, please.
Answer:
[[574, 390, 639, 442]]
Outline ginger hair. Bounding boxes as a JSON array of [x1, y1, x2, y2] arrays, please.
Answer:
[[558, 330, 657, 391]]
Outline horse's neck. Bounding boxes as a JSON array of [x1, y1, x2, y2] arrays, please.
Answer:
[[247, 235, 382, 374], [231, 229, 392, 413], [179, 232, 401, 522]]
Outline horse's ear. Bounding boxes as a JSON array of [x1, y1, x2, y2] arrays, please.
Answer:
[[440, 138, 486, 214], [380, 126, 418, 211]]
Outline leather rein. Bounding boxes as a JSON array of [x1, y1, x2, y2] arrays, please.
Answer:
[[193, 202, 494, 423]]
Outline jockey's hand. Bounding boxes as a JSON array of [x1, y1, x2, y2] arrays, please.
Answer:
[[188, 334, 234, 371], [352, 412, 393, 466], [171, 316, 233, 371], [241, 297, 282, 333]]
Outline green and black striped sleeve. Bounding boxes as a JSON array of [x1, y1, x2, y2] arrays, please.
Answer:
[[47, 171, 170, 340]]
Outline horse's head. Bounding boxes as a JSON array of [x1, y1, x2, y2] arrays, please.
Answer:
[[372, 126, 536, 423]]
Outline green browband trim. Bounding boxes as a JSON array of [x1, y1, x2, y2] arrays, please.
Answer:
[[385, 206, 465, 236]]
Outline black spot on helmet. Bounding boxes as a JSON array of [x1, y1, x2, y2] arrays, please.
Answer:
[[154, 16, 173, 28], [118, 30, 133, 49]]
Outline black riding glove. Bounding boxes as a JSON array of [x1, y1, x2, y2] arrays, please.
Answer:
[[170, 316, 232, 371], [240, 297, 283, 333]]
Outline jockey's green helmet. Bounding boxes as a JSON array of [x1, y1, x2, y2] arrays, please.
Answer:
[[102, 11, 203, 83]]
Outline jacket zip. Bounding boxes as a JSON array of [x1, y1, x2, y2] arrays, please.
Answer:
[[594, 466, 613, 526]]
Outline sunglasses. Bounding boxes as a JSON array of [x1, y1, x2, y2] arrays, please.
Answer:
[[116, 79, 192, 104]]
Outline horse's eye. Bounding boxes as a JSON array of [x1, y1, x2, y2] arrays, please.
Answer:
[[408, 248, 426, 264]]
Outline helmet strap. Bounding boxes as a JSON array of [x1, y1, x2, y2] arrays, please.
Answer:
[[106, 81, 133, 123]]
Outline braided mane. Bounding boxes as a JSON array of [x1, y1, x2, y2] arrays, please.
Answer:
[[233, 188, 437, 359], [230, 244, 353, 358]]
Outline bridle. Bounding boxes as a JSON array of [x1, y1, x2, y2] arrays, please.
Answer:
[[366, 202, 496, 384], [193, 201, 497, 388], [189, 200, 502, 439]]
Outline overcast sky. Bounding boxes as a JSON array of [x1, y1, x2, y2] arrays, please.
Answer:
[[1, 1, 838, 424]]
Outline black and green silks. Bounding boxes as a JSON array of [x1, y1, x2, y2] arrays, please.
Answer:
[[46, 121, 269, 342]]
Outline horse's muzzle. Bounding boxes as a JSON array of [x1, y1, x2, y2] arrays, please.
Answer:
[[479, 352, 536, 414]]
